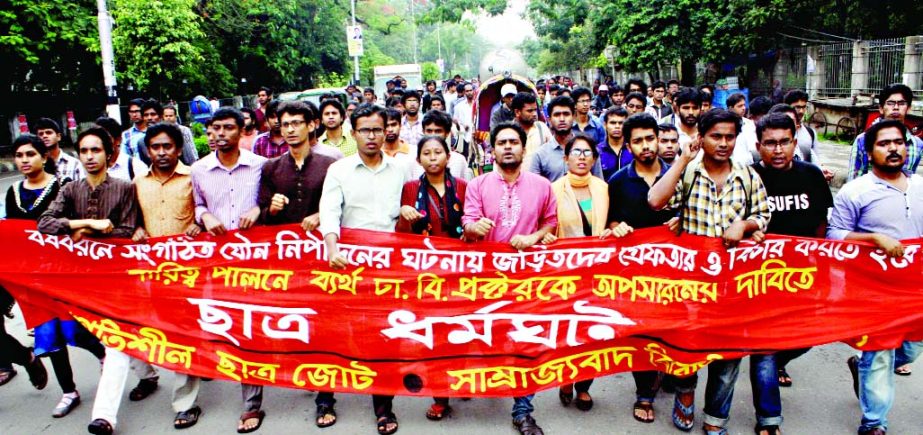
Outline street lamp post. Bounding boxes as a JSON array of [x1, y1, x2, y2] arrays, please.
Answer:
[[96, 0, 120, 123], [351, 0, 360, 84]]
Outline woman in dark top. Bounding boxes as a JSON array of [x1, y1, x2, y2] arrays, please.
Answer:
[[397, 135, 467, 421], [0, 135, 52, 391], [4, 134, 106, 418]]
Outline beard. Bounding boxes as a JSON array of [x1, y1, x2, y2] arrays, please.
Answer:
[[681, 115, 698, 127]]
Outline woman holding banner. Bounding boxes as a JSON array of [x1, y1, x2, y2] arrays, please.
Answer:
[[397, 135, 468, 420], [5, 134, 106, 418], [547, 133, 612, 411]]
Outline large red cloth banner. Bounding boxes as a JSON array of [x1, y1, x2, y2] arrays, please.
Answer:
[[1, 219, 921, 397]]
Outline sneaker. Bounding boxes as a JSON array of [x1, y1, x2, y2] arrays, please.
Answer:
[[53, 391, 81, 418], [25, 349, 48, 390]]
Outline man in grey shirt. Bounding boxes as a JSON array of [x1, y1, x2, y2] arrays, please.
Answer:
[[528, 95, 602, 182], [827, 119, 923, 435]]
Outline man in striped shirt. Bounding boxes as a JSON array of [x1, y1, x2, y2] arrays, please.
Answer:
[[190, 107, 268, 433]]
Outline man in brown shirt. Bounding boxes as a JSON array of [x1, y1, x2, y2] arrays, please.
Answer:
[[258, 101, 335, 232], [38, 126, 137, 238]]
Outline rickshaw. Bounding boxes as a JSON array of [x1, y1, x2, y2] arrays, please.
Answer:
[[469, 73, 543, 174]]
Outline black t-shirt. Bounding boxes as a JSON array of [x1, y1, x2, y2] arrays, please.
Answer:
[[751, 160, 833, 237]]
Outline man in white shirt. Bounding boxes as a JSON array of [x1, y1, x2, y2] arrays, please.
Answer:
[[318, 103, 405, 435], [726, 92, 754, 165], [453, 83, 476, 144]]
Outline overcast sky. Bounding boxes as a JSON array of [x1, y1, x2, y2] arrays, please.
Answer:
[[469, 0, 535, 48]]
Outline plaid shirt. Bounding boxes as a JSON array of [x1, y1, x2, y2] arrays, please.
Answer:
[[846, 129, 923, 181], [55, 152, 85, 183], [252, 132, 288, 159], [667, 161, 770, 237]]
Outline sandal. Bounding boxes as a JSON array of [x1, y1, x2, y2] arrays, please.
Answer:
[[894, 364, 912, 376], [632, 400, 655, 423], [425, 402, 452, 421], [777, 367, 792, 387], [755, 424, 782, 435], [0, 369, 16, 387], [376, 413, 399, 435], [87, 418, 114, 435], [703, 425, 728, 435], [672, 392, 695, 432], [558, 384, 574, 406], [315, 403, 337, 428], [513, 415, 545, 435], [237, 410, 265, 434], [174, 406, 202, 429], [129, 377, 158, 401], [574, 392, 593, 411], [52, 392, 80, 418]]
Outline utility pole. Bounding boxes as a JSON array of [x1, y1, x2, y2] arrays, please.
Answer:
[[351, 0, 360, 84], [97, 0, 121, 123], [411, 0, 418, 64]]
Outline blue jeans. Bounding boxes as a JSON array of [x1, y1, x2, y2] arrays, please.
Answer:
[[858, 340, 923, 433], [702, 358, 742, 428], [511, 395, 535, 421], [750, 347, 810, 428]]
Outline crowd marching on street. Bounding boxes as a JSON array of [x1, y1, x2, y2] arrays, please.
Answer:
[[2, 72, 923, 435]]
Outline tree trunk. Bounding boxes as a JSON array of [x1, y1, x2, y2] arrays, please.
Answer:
[[680, 57, 697, 86]]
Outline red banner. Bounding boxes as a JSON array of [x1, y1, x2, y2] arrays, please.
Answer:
[[0, 219, 921, 397]]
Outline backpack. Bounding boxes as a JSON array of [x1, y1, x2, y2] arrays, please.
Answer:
[[800, 126, 815, 163], [678, 162, 753, 234]]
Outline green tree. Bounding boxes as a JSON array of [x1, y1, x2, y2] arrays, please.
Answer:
[[421, 62, 439, 81]]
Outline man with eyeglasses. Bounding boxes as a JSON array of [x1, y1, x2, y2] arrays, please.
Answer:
[[571, 87, 606, 145], [847, 83, 923, 181], [747, 113, 832, 435], [782, 90, 821, 164], [319, 103, 406, 435], [121, 99, 147, 159], [829, 119, 923, 435]]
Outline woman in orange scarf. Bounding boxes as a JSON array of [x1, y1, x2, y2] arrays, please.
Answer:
[[549, 133, 611, 410]]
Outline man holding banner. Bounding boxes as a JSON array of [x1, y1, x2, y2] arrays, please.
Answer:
[[462, 121, 558, 435], [828, 119, 923, 435], [648, 109, 771, 434]]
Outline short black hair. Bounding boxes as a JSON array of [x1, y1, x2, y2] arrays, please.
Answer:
[[546, 95, 575, 115], [571, 87, 593, 102], [430, 95, 446, 107], [511, 92, 537, 112], [416, 135, 450, 160], [318, 99, 345, 119], [363, 87, 375, 95], [400, 90, 420, 105], [94, 117, 122, 142], [698, 108, 742, 136], [749, 96, 774, 118], [259, 86, 272, 95], [864, 119, 908, 153], [767, 103, 797, 118], [549, 84, 561, 93], [564, 133, 599, 159], [673, 87, 702, 107], [456, 83, 467, 93], [382, 107, 402, 124], [240, 107, 257, 120], [386, 97, 402, 108], [755, 112, 796, 142], [726, 93, 747, 108], [422, 109, 453, 133], [278, 101, 315, 122], [625, 92, 647, 108], [350, 103, 386, 129], [627, 79, 648, 95], [602, 106, 628, 123], [35, 117, 62, 134], [609, 84, 624, 94], [698, 84, 715, 95], [143, 123, 184, 150], [490, 121, 527, 147], [128, 98, 146, 109], [77, 126, 115, 157], [651, 80, 666, 91], [879, 83, 913, 108], [622, 113, 659, 143], [658, 123, 679, 134], [265, 100, 282, 118], [783, 90, 809, 105], [667, 79, 680, 88], [141, 99, 164, 117], [211, 107, 245, 128]]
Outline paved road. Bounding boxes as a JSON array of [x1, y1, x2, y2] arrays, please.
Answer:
[[3, 140, 922, 434]]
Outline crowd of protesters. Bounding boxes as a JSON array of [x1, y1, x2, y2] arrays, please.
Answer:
[[1, 75, 921, 435]]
